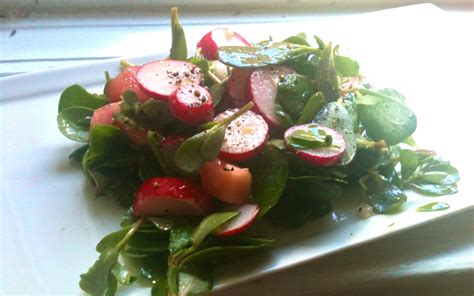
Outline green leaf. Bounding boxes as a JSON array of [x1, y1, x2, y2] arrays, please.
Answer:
[[111, 263, 137, 285], [276, 73, 313, 120], [313, 35, 325, 49], [400, 149, 418, 179], [174, 131, 208, 174], [177, 265, 212, 296], [96, 226, 132, 253], [287, 128, 332, 150], [313, 102, 357, 165], [57, 106, 93, 142], [282, 34, 310, 46], [79, 249, 119, 296], [200, 125, 226, 162], [136, 99, 177, 128], [138, 154, 163, 181], [334, 55, 359, 77], [169, 217, 199, 254], [252, 145, 289, 218], [314, 43, 340, 101], [126, 232, 169, 253], [274, 103, 294, 129], [360, 174, 407, 213], [356, 92, 417, 145], [69, 144, 89, 162], [218, 43, 308, 68], [209, 81, 227, 107], [297, 92, 326, 124], [58, 84, 107, 112], [170, 7, 188, 60], [191, 212, 239, 247], [416, 202, 450, 212], [402, 136, 416, 147]]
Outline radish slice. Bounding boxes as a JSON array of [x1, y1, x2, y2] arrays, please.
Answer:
[[105, 66, 150, 103], [133, 177, 214, 217], [136, 60, 204, 101], [216, 203, 259, 237], [169, 84, 214, 126], [213, 108, 268, 162], [197, 28, 251, 61], [284, 124, 346, 166], [227, 68, 251, 107], [199, 159, 252, 204], [246, 65, 296, 127]]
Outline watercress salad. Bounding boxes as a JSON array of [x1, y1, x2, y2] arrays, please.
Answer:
[[56, 7, 460, 296]]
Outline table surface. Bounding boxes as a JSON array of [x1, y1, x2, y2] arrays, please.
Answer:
[[1, 3, 473, 295]]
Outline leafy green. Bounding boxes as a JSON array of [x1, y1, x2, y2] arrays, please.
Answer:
[[190, 212, 239, 247], [58, 84, 107, 112], [313, 43, 340, 101], [282, 33, 310, 46], [416, 202, 450, 212], [111, 263, 137, 285], [209, 81, 227, 107], [252, 145, 289, 217], [200, 125, 226, 161], [169, 217, 199, 254], [170, 7, 187, 60], [400, 149, 418, 179], [79, 249, 119, 296], [356, 90, 417, 145], [177, 265, 212, 296], [297, 92, 326, 124], [69, 144, 89, 162], [313, 102, 357, 165], [334, 55, 359, 77], [96, 226, 132, 253], [276, 73, 313, 120], [360, 173, 407, 213], [287, 126, 332, 149], [57, 106, 93, 142]]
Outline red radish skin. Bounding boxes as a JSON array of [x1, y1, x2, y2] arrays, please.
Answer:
[[216, 203, 259, 237], [284, 124, 346, 166], [246, 65, 296, 127], [199, 159, 252, 204], [137, 60, 204, 101], [213, 109, 268, 162], [89, 102, 147, 145], [169, 84, 214, 126], [105, 66, 150, 103], [133, 177, 214, 217], [197, 28, 251, 61], [227, 68, 251, 107]]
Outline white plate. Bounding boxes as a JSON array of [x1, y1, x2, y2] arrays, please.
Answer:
[[1, 5, 473, 294]]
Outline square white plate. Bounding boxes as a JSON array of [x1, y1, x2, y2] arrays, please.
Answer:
[[1, 4, 472, 294]]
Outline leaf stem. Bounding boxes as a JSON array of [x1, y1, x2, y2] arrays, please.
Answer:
[[216, 101, 255, 128], [115, 217, 144, 251], [356, 137, 387, 150], [104, 71, 111, 83]]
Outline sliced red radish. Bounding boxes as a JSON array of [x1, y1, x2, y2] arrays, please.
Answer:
[[284, 124, 346, 166], [199, 159, 252, 204], [136, 60, 204, 101], [246, 65, 296, 127], [197, 28, 251, 61], [133, 177, 214, 217], [227, 68, 251, 107], [89, 102, 147, 145], [216, 203, 259, 237], [169, 84, 214, 126], [104, 66, 150, 103], [213, 108, 268, 162]]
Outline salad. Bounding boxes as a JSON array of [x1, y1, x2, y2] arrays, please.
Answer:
[[56, 7, 460, 296]]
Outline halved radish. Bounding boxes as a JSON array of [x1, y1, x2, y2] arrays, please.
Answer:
[[284, 124, 346, 166], [136, 60, 204, 101], [104, 66, 150, 103], [197, 28, 251, 61], [213, 109, 268, 162], [199, 159, 252, 204], [216, 203, 259, 237], [169, 84, 214, 126], [133, 177, 214, 216], [246, 65, 296, 127], [227, 68, 251, 107], [89, 102, 147, 145]]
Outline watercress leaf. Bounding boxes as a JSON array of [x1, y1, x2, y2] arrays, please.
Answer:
[[178, 264, 213, 296], [169, 217, 200, 254], [252, 145, 289, 218], [111, 262, 137, 285], [334, 55, 359, 77], [126, 232, 169, 253], [138, 154, 163, 181], [209, 81, 227, 107], [170, 7, 187, 61], [287, 128, 331, 149], [297, 92, 326, 124], [188, 56, 209, 77], [276, 73, 313, 120], [285, 53, 320, 78], [360, 174, 407, 213], [218, 43, 303, 68], [400, 149, 418, 179], [69, 144, 89, 162], [356, 93, 417, 145], [402, 136, 416, 147], [313, 102, 357, 165], [136, 99, 177, 128], [191, 211, 239, 247], [282, 34, 310, 46], [96, 226, 132, 253], [314, 43, 340, 101], [410, 183, 458, 196], [174, 131, 208, 174], [274, 103, 294, 129], [79, 249, 119, 296], [58, 84, 107, 112], [57, 106, 94, 142], [200, 125, 226, 162], [377, 88, 406, 103], [313, 35, 325, 49]]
